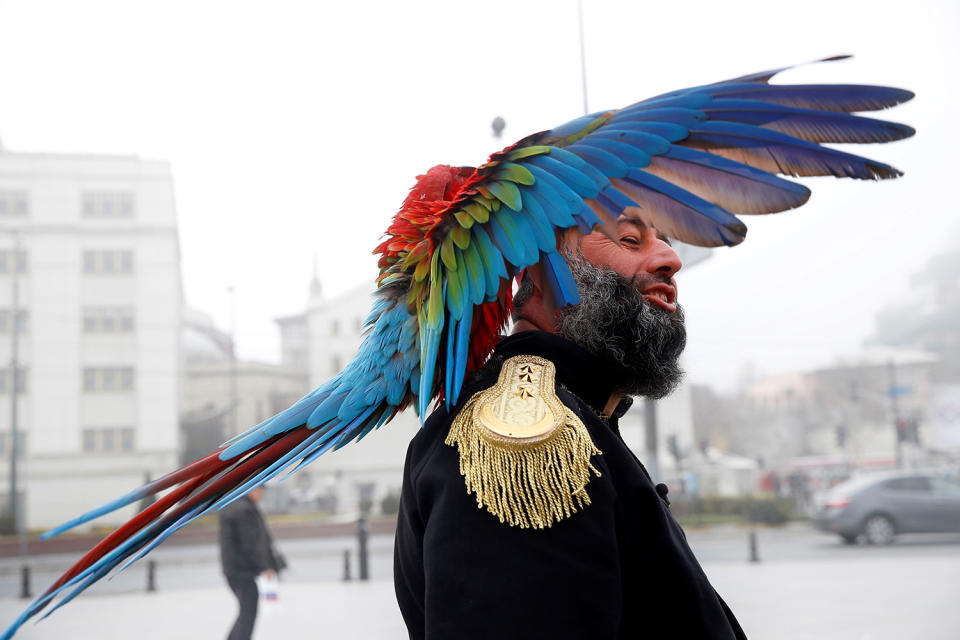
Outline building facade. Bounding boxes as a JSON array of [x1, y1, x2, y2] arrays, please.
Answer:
[[181, 307, 310, 468], [275, 280, 420, 515], [0, 148, 182, 529]]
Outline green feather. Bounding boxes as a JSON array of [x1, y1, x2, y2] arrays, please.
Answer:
[[507, 145, 551, 161], [461, 243, 485, 306], [430, 249, 440, 282], [400, 240, 428, 271], [407, 278, 425, 310], [454, 210, 475, 228], [487, 180, 522, 211], [450, 225, 471, 250], [413, 257, 430, 282], [446, 260, 466, 319], [428, 273, 443, 325], [464, 201, 490, 223], [440, 236, 458, 271], [495, 163, 536, 186]]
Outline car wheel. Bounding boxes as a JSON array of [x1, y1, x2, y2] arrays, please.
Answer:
[[863, 515, 896, 545], [840, 534, 857, 545]]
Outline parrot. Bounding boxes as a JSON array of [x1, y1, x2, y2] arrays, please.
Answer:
[[1, 55, 913, 638]]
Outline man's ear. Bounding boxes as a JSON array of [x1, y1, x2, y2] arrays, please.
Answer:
[[560, 227, 584, 256], [524, 263, 557, 318]]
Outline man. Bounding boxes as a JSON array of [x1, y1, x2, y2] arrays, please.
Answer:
[[394, 216, 746, 639], [219, 486, 283, 640]]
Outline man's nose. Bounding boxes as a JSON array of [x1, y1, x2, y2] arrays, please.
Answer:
[[644, 235, 682, 278]]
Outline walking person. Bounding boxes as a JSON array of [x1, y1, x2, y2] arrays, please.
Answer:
[[219, 486, 283, 640]]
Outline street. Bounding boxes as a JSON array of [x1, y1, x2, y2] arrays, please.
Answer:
[[0, 523, 958, 639]]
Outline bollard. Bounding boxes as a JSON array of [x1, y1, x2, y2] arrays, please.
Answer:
[[19, 564, 31, 599], [357, 515, 370, 581], [342, 549, 352, 582], [748, 529, 760, 563], [146, 559, 157, 592]]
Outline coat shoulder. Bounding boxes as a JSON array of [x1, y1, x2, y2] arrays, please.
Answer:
[[443, 354, 603, 530]]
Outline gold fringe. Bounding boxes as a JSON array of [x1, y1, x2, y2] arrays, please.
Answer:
[[445, 392, 601, 530]]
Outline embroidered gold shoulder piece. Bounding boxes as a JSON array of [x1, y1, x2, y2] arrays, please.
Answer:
[[444, 355, 602, 529]]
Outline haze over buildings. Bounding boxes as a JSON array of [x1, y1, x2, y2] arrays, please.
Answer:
[[0, 146, 180, 528]]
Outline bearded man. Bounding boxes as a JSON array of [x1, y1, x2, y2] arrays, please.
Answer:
[[394, 215, 746, 640]]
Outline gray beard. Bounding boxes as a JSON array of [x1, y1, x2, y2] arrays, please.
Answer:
[[555, 255, 686, 399]]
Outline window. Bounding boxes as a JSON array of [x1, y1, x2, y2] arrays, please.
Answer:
[[330, 319, 340, 336], [81, 427, 135, 453], [0, 366, 28, 394], [0, 309, 28, 334], [0, 249, 28, 275], [883, 477, 931, 492], [83, 307, 134, 333], [82, 192, 134, 218], [82, 250, 134, 275], [82, 366, 135, 392], [0, 191, 29, 217], [931, 478, 960, 496]]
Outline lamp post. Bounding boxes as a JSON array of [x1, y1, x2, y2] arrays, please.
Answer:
[[227, 286, 238, 441], [7, 232, 29, 596]]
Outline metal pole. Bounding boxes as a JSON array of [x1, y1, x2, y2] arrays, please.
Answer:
[[577, 0, 589, 115], [342, 549, 352, 582], [887, 360, 902, 468], [748, 529, 760, 563], [146, 559, 157, 592], [644, 399, 660, 482], [8, 233, 29, 597], [227, 286, 238, 440], [357, 515, 369, 581]]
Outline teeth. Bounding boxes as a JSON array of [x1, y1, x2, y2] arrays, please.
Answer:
[[646, 291, 669, 303]]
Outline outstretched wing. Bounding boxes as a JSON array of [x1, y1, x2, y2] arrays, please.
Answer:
[[409, 56, 912, 414], [1, 57, 913, 639]]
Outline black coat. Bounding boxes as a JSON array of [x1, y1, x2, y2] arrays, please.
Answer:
[[394, 331, 747, 640], [219, 496, 280, 578]]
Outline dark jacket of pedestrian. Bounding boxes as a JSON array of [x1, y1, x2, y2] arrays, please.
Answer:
[[219, 495, 281, 578]]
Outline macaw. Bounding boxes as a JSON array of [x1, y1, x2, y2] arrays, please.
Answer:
[[1, 55, 913, 638]]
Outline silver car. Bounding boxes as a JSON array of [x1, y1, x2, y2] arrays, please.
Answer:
[[812, 471, 960, 544]]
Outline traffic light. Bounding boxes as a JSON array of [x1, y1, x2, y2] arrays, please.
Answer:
[[896, 418, 920, 444]]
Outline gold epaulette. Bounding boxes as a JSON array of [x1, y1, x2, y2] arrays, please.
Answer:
[[444, 354, 602, 529]]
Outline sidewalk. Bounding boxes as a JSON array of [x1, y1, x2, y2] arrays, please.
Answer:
[[2, 551, 958, 639]]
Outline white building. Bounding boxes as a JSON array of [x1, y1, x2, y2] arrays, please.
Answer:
[[0, 147, 182, 529], [181, 306, 310, 468]]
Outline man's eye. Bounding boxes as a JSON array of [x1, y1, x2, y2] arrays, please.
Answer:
[[621, 236, 640, 246]]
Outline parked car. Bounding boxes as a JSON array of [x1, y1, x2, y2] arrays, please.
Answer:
[[812, 471, 960, 545]]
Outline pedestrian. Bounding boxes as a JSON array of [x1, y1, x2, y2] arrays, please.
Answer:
[[219, 486, 284, 640]]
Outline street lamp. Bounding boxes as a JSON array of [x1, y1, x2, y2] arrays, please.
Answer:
[[7, 231, 29, 597]]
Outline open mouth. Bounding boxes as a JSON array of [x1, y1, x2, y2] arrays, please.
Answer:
[[641, 286, 677, 312]]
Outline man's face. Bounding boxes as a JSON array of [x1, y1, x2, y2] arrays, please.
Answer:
[[568, 216, 682, 310], [556, 216, 686, 399]]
